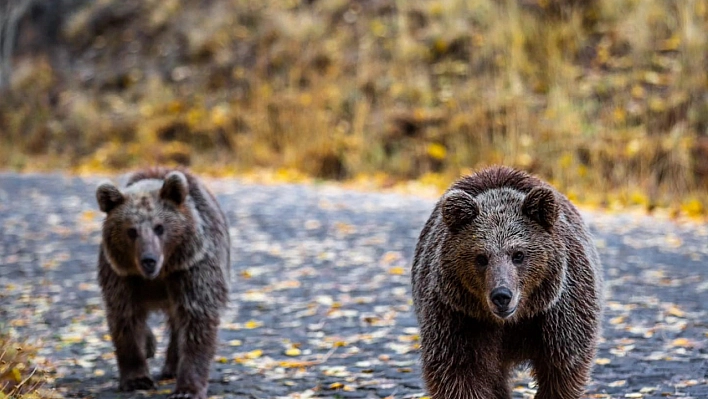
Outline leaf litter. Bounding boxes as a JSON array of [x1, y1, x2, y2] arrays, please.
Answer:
[[0, 174, 707, 398]]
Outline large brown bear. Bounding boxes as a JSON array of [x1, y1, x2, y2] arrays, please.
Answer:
[[411, 166, 603, 399], [95, 168, 230, 399]]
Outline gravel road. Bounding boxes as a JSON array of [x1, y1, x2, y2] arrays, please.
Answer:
[[0, 173, 707, 399]]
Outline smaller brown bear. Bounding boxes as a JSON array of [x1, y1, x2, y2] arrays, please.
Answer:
[[411, 166, 603, 399], [96, 168, 230, 399]]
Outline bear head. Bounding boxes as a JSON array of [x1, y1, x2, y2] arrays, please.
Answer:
[[439, 185, 566, 322], [96, 171, 194, 279]]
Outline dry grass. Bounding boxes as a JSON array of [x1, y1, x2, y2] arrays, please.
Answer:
[[0, 0, 707, 215], [0, 332, 56, 399]]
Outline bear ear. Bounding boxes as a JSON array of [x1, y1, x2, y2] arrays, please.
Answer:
[[96, 183, 124, 213], [160, 171, 189, 205], [441, 189, 479, 233], [522, 187, 558, 231]]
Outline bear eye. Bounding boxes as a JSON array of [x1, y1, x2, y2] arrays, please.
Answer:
[[127, 228, 138, 239], [154, 224, 164, 236], [512, 251, 525, 264], [475, 254, 489, 268]]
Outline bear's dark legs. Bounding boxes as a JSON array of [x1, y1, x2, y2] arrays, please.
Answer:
[[170, 318, 218, 399], [492, 374, 513, 399], [533, 362, 590, 399], [167, 265, 227, 399], [145, 327, 156, 359], [422, 365, 511, 399], [108, 309, 156, 391], [533, 297, 598, 398], [418, 300, 512, 399], [493, 384, 512, 399], [420, 334, 511, 398], [159, 318, 180, 380]]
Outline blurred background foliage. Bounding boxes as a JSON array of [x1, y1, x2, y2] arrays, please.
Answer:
[[1, 0, 708, 215]]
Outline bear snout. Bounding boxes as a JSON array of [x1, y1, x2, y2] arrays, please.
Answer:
[[490, 287, 512, 308], [489, 287, 517, 319], [140, 254, 160, 278]]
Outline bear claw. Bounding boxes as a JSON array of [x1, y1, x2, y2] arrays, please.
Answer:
[[119, 375, 156, 391], [168, 391, 204, 399]]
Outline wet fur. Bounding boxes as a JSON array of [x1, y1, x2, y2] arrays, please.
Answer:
[[97, 167, 230, 399], [411, 166, 604, 399]]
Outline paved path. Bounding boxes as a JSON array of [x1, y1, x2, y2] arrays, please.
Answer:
[[0, 173, 707, 399]]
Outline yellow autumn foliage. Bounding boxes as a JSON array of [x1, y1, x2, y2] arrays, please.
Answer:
[[0, 0, 707, 217]]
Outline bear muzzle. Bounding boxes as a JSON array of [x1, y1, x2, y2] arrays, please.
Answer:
[[489, 287, 518, 319], [139, 254, 162, 279]]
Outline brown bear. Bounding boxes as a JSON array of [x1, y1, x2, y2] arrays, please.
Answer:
[[411, 166, 603, 399], [95, 167, 230, 399]]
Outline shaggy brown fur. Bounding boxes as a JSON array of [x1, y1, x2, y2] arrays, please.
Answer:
[[411, 166, 603, 399], [96, 167, 230, 399]]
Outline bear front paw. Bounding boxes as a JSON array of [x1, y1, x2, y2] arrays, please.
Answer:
[[168, 390, 205, 399], [119, 375, 156, 391]]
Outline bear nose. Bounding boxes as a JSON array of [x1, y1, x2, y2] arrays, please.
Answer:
[[490, 287, 513, 309], [140, 255, 158, 275]]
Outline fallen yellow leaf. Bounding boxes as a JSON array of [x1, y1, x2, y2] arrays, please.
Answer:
[[666, 305, 685, 318], [671, 338, 693, 347], [81, 210, 98, 221], [244, 320, 262, 329], [285, 347, 301, 357]]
